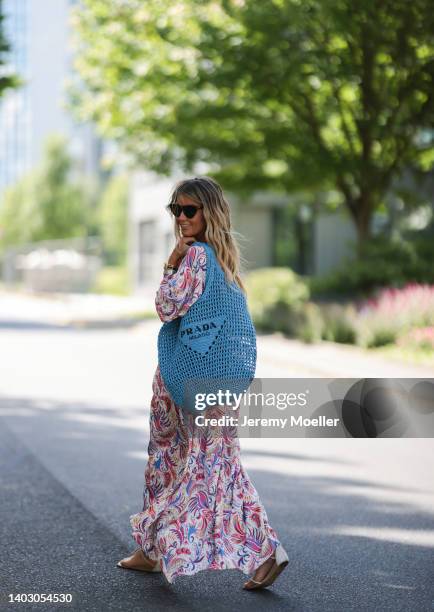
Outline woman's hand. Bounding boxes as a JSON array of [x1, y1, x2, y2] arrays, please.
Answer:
[[167, 237, 196, 267]]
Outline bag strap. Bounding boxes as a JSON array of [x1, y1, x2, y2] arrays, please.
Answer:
[[192, 241, 216, 301]]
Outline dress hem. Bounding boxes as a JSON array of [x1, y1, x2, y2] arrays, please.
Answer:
[[131, 530, 281, 585]]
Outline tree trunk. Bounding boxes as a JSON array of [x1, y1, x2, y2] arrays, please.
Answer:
[[355, 212, 372, 257], [349, 192, 374, 259]]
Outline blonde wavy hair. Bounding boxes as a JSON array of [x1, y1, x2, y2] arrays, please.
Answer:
[[168, 176, 247, 293]]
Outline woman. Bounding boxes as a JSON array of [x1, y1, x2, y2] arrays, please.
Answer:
[[117, 177, 288, 590]]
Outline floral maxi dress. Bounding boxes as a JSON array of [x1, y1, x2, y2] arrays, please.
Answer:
[[129, 244, 281, 584]]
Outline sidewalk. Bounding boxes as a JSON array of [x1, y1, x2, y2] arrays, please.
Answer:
[[257, 331, 434, 378], [0, 287, 157, 328]]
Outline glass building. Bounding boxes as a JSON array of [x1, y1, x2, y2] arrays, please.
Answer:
[[0, 0, 104, 197], [0, 0, 31, 193]]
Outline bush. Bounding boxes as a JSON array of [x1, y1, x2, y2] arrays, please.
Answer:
[[397, 327, 434, 352], [318, 303, 358, 344], [308, 236, 434, 298], [245, 267, 310, 334], [246, 265, 434, 352], [293, 302, 324, 343], [354, 283, 434, 348]]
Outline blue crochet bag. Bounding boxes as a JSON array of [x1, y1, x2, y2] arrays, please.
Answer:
[[157, 241, 256, 414]]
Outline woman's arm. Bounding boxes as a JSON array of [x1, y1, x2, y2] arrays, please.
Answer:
[[155, 244, 206, 322]]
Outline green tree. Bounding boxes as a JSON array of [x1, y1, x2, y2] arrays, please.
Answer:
[[0, 0, 20, 98], [0, 134, 93, 250], [70, 0, 434, 251], [32, 135, 91, 241], [97, 173, 129, 265], [0, 174, 39, 249]]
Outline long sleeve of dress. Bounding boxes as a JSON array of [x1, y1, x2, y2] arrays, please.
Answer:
[[155, 244, 207, 322]]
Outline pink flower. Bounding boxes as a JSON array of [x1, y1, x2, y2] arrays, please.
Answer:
[[397, 326, 434, 349]]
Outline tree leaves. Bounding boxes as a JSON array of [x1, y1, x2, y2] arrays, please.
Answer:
[[69, 0, 434, 244]]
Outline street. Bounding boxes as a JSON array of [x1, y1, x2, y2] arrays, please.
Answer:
[[0, 296, 433, 611]]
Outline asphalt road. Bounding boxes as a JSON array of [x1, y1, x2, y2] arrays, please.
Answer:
[[0, 315, 433, 611]]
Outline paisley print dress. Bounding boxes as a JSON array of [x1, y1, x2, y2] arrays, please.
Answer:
[[129, 244, 281, 584]]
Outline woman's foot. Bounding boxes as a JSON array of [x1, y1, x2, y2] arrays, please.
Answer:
[[243, 544, 289, 590], [117, 548, 159, 572], [243, 553, 276, 589]]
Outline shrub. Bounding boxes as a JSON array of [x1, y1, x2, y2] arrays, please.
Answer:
[[308, 237, 433, 298], [247, 266, 434, 352], [245, 267, 310, 333], [318, 303, 358, 344], [355, 283, 434, 348], [397, 327, 434, 352], [293, 302, 324, 343]]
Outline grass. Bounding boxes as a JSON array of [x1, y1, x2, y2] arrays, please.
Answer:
[[366, 343, 434, 368]]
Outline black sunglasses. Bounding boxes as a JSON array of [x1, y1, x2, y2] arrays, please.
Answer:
[[166, 203, 203, 219]]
